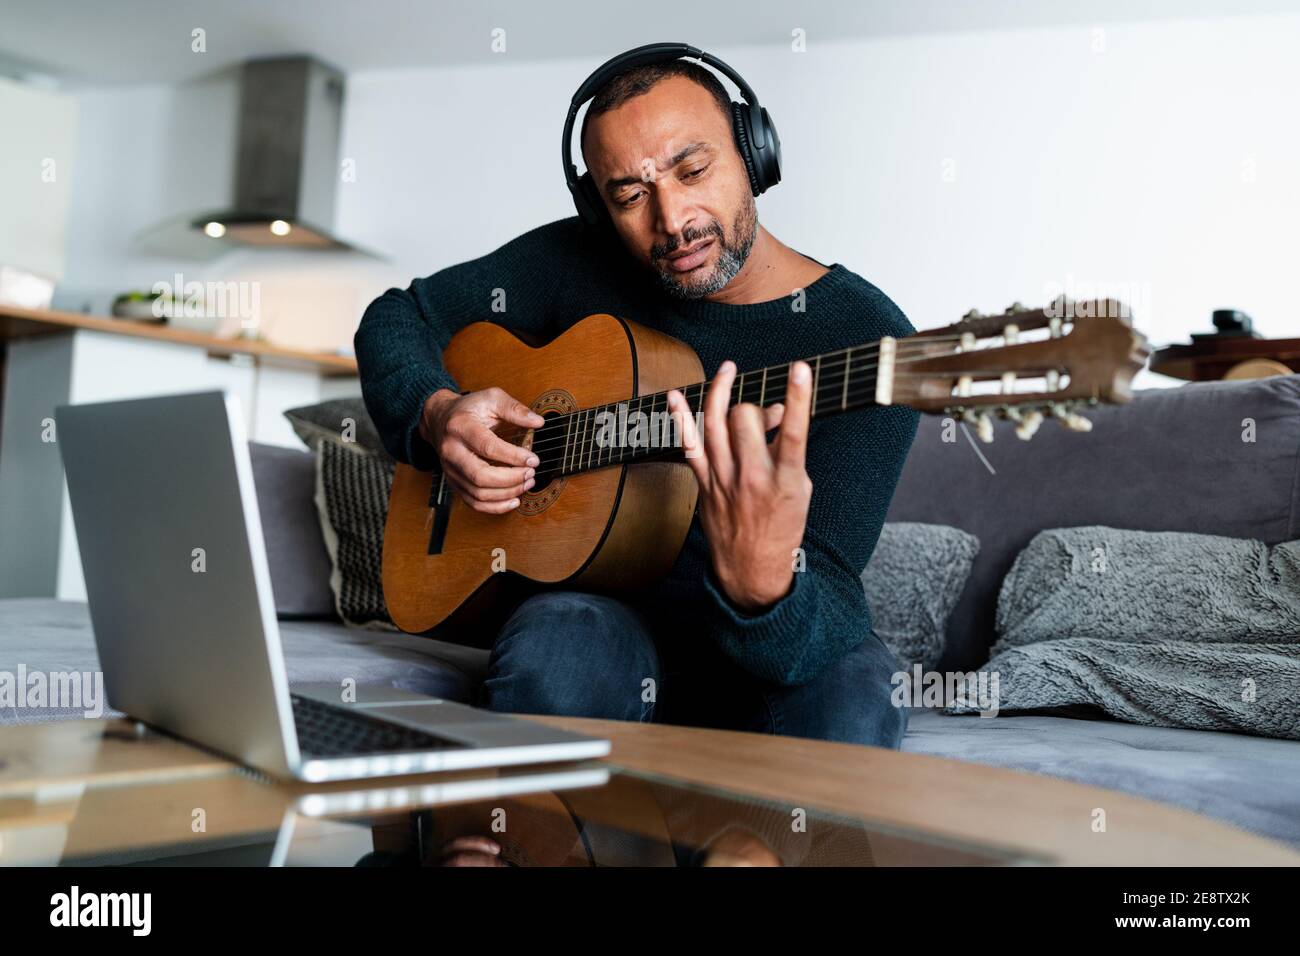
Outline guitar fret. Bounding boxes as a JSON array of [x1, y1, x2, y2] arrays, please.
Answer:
[[585, 409, 594, 470], [597, 405, 605, 467], [562, 415, 573, 474], [577, 410, 586, 471], [574, 408, 585, 476], [597, 404, 604, 467], [842, 348, 852, 410], [582, 408, 592, 473], [813, 355, 822, 417]]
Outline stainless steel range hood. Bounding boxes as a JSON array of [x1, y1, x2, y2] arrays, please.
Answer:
[[192, 56, 355, 250]]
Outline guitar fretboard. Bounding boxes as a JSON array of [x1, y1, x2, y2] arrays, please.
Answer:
[[533, 339, 889, 479]]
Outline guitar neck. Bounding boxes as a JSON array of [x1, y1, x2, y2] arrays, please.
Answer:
[[426, 300, 1147, 505], [537, 338, 893, 480]]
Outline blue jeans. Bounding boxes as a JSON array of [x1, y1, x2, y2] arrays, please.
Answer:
[[476, 591, 908, 749]]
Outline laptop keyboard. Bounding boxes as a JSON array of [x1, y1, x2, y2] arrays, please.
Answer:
[[291, 694, 459, 758]]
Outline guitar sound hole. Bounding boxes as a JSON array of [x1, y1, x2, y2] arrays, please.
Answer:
[[517, 410, 566, 516]]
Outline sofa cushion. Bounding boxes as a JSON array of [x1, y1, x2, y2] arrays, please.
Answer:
[[903, 708, 1300, 850], [283, 402, 399, 628], [284, 397, 390, 458], [313, 440, 397, 628], [995, 527, 1300, 647], [248, 442, 336, 619], [945, 527, 1300, 739], [0, 599, 488, 725], [885, 375, 1300, 672], [862, 523, 979, 670]]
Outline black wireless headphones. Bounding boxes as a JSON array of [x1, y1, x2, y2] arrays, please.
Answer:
[[562, 42, 783, 226]]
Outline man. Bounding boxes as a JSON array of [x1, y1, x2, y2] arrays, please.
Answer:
[[354, 49, 919, 747]]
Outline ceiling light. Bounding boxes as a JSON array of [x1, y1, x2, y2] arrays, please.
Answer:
[[203, 221, 226, 238], [269, 219, 292, 237]]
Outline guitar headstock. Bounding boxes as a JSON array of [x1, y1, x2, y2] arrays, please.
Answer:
[[878, 298, 1149, 441]]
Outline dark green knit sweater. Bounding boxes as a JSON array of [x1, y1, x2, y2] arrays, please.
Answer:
[[354, 217, 919, 686]]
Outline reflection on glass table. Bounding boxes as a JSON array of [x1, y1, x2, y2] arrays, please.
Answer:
[[272, 767, 1040, 867]]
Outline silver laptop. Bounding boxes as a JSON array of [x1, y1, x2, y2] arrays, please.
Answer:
[[56, 390, 610, 782]]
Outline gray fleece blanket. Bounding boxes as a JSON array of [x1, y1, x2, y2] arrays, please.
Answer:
[[946, 527, 1300, 740]]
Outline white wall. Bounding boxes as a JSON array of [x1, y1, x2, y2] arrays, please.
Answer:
[[57, 72, 394, 355], [62, 12, 1300, 386], [0, 77, 77, 283]]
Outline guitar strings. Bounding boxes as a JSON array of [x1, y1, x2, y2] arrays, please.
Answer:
[[514, 369, 879, 485], [449, 368, 1038, 488], [485, 335, 943, 454], [429, 333, 1058, 488], [490, 336, 1030, 459]]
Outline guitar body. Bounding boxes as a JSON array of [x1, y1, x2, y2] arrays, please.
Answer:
[[382, 313, 703, 644]]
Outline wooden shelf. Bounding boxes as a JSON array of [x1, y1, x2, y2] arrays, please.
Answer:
[[0, 304, 359, 377], [1150, 337, 1300, 381]]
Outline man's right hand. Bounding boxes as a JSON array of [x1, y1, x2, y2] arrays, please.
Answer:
[[420, 387, 544, 514]]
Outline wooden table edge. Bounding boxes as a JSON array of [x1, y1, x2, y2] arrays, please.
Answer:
[[524, 714, 1300, 867]]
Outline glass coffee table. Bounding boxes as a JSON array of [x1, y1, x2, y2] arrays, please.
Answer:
[[1, 715, 1294, 866], [270, 763, 1039, 867]]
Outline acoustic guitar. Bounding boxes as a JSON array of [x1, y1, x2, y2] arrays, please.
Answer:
[[383, 299, 1148, 642]]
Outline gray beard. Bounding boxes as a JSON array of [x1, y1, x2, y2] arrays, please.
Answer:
[[653, 198, 757, 301]]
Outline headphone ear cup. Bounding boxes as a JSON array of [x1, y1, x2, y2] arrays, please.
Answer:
[[574, 171, 606, 225], [730, 102, 762, 197], [755, 107, 782, 192]]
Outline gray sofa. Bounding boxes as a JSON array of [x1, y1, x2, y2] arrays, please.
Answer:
[[2, 375, 1299, 850]]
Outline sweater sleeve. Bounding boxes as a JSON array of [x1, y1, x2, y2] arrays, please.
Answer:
[[699, 297, 921, 686], [353, 220, 581, 468]]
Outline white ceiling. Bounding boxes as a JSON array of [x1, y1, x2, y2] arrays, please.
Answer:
[[1, 0, 1295, 86]]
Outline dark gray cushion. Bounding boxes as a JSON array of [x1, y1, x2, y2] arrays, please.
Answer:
[[284, 398, 390, 458], [885, 375, 1300, 672], [997, 527, 1300, 646], [248, 442, 336, 619], [948, 527, 1300, 740], [862, 523, 979, 670]]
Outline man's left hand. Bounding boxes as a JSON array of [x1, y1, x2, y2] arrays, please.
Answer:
[[666, 359, 814, 614]]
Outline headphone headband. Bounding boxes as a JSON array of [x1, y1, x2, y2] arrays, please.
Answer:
[[562, 42, 780, 224]]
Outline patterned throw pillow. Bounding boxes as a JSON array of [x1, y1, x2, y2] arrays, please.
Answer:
[[313, 440, 396, 628], [284, 401, 396, 629]]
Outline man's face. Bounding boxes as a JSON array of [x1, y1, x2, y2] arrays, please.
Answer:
[[582, 76, 757, 299]]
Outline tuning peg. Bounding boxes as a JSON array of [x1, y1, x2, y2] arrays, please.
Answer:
[[1009, 409, 1043, 441], [962, 409, 995, 443], [962, 308, 984, 321], [1052, 406, 1093, 432], [1005, 301, 1027, 314]]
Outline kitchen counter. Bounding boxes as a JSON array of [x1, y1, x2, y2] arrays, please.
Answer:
[[0, 304, 358, 376]]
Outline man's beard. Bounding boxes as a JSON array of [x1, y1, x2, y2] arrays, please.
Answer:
[[649, 196, 757, 300]]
